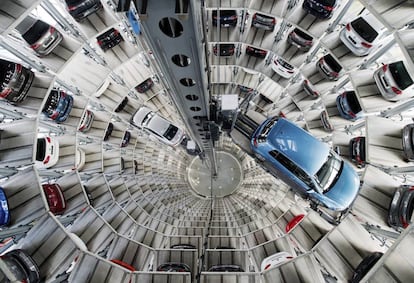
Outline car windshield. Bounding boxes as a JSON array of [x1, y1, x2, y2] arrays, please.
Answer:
[[315, 151, 342, 193], [389, 61, 414, 90], [292, 28, 313, 41], [324, 54, 342, 72], [351, 17, 378, 43], [36, 138, 46, 161], [22, 20, 50, 45], [163, 124, 178, 141], [258, 116, 278, 142], [346, 91, 362, 113], [141, 112, 154, 127]]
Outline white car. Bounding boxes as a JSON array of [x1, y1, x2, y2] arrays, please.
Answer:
[[261, 251, 294, 271], [271, 55, 296, 79], [75, 148, 85, 171], [131, 106, 185, 147], [35, 136, 59, 169], [340, 14, 384, 56]]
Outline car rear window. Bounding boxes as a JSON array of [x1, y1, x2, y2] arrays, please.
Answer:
[[164, 124, 178, 141], [351, 17, 378, 43], [212, 10, 236, 17], [389, 61, 414, 90], [316, 0, 336, 6], [0, 60, 15, 88], [324, 54, 342, 72], [346, 91, 362, 113], [292, 28, 313, 41], [22, 20, 50, 45], [36, 138, 46, 161], [43, 90, 60, 115]]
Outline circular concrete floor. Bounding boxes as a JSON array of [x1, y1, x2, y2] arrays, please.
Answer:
[[187, 151, 243, 198]]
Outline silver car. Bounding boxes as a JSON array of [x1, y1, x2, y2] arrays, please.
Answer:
[[131, 106, 185, 147], [374, 61, 414, 101], [16, 16, 63, 56]]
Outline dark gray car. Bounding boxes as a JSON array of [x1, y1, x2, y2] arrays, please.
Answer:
[[287, 28, 313, 51], [388, 185, 414, 229], [402, 123, 414, 161], [0, 59, 34, 103], [251, 13, 276, 31]]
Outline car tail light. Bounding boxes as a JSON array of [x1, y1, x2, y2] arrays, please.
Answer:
[[78, 125, 85, 131], [97, 40, 102, 46], [0, 89, 11, 98], [361, 42, 372, 48], [264, 264, 271, 270], [382, 64, 388, 72], [409, 186, 414, 191], [46, 137, 51, 143], [230, 15, 237, 20], [348, 111, 356, 118], [50, 112, 59, 120], [253, 138, 258, 147], [332, 72, 339, 78], [346, 23, 351, 31], [272, 18, 276, 24], [68, 5, 77, 11], [286, 256, 293, 259], [31, 43, 41, 50], [391, 86, 402, 95], [253, 14, 257, 20], [324, 6, 334, 11], [15, 64, 22, 73], [44, 155, 50, 164], [49, 26, 55, 34], [305, 40, 313, 46], [279, 112, 286, 118]]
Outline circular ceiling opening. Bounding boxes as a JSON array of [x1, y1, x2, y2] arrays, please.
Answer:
[[159, 17, 183, 38], [180, 78, 196, 87], [190, 106, 201, 112], [172, 54, 191, 67], [186, 94, 199, 101]]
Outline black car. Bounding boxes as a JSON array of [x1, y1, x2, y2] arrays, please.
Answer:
[[287, 28, 314, 51], [388, 185, 414, 229], [121, 131, 131, 147], [157, 262, 191, 272], [245, 46, 267, 58], [114, 97, 128, 112], [212, 10, 237, 27], [350, 252, 383, 283], [65, 0, 103, 21], [135, 78, 154, 93], [336, 91, 364, 121], [213, 44, 235, 56], [402, 123, 414, 161], [0, 249, 40, 282], [349, 136, 366, 168], [208, 264, 244, 272], [97, 28, 123, 51], [302, 0, 338, 19], [0, 59, 34, 103], [103, 122, 114, 141], [251, 13, 276, 31]]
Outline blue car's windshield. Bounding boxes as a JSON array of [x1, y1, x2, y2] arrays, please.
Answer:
[[315, 151, 342, 193]]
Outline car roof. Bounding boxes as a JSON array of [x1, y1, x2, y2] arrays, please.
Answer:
[[266, 118, 330, 175]]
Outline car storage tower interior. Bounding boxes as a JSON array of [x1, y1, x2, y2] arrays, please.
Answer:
[[0, 0, 414, 282]]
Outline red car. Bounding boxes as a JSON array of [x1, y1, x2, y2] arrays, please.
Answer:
[[42, 183, 66, 214]]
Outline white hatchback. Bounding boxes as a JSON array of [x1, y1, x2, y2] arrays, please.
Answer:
[[340, 14, 384, 56], [271, 55, 296, 79], [35, 136, 59, 169], [131, 106, 185, 147], [261, 251, 294, 271]]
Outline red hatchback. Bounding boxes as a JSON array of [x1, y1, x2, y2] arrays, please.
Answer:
[[42, 184, 66, 214]]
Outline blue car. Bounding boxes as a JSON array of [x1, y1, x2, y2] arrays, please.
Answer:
[[42, 89, 73, 122], [0, 187, 10, 226], [336, 91, 364, 121], [251, 117, 360, 212]]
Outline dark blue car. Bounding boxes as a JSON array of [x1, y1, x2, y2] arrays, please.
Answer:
[[42, 89, 73, 122], [251, 117, 360, 211], [0, 187, 10, 226]]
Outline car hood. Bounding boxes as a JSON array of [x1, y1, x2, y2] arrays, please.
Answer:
[[324, 161, 360, 211]]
